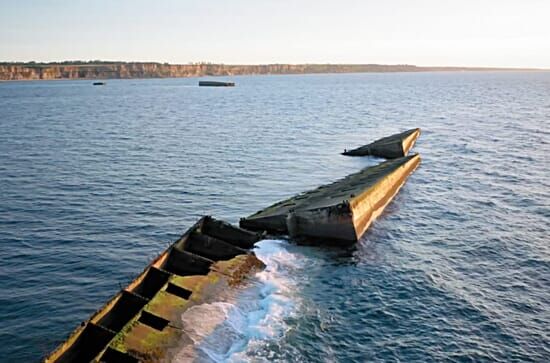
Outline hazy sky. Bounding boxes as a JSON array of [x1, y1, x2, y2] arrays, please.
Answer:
[[1, 0, 549, 67]]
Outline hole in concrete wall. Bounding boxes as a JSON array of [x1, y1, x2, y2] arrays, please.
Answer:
[[55, 323, 115, 363], [97, 291, 148, 333], [165, 282, 192, 300], [162, 248, 213, 276], [132, 267, 171, 299], [138, 311, 169, 331], [99, 347, 139, 363], [183, 232, 246, 261]]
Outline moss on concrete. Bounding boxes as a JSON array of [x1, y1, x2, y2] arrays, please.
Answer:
[[101, 253, 264, 362]]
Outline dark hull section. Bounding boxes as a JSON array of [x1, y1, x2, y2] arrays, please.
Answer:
[[343, 128, 420, 158], [198, 81, 235, 87]]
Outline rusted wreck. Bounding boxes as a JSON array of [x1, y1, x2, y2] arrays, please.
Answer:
[[342, 128, 421, 158], [240, 154, 421, 244], [44, 216, 263, 363]]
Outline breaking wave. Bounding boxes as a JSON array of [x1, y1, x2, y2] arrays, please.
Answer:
[[173, 239, 299, 363]]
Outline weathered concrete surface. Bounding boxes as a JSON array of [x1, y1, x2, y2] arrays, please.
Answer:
[[342, 128, 421, 159], [240, 154, 421, 243], [44, 217, 264, 363]]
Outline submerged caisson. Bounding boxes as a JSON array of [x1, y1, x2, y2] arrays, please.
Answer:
[[198, 81, 235, 87], [343, 128, 421, 158], [240, 154, 421, 244], [44, 217, 263, 363]]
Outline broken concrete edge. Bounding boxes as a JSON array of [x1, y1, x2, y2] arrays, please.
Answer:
[[401, 128, 421, 157], [342, 128, 421, 158], [287, 154, 421, 242], [240, 154, 421, 244], [43, 216, 265, 363]]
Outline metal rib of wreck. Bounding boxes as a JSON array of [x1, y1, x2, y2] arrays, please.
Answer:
[[342, 128, 421, 158], [44, 216, 264, 363], [240, 154, 421, 243]]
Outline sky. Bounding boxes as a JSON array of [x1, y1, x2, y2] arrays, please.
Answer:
[[1, 0, 549, 68]]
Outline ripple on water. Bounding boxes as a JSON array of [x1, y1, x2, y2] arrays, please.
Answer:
[[0, 72, 549, 362]]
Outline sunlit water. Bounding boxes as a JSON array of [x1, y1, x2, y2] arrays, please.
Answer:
[[0, 72, 549, 362]]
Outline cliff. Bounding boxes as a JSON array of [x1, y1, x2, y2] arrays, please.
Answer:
[[0, 62, 540, 81]]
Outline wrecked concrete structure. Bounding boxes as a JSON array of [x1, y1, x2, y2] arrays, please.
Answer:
[[240, 154, 421, 244], [342, 128, 421, 158], [44, 217, 263, 363], [44, 128, 423, 361]]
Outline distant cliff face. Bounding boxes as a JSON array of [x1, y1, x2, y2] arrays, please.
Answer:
[[0, 63, 427, 81], [0, 63, 531, 81]]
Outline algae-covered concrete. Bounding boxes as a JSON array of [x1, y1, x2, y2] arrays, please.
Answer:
[[106, 255, 263, 362], [240, 154, 421, 243], [343, 128, 421, 158], [44, 217, 263, 363]]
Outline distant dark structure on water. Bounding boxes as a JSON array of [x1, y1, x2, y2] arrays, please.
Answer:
[[92, 82, 106, 86], [199, 81, 235, 87]]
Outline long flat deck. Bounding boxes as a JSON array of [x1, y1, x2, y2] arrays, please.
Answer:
[[240, 154, 421, 243]]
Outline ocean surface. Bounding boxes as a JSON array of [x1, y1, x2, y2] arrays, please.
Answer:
[[0, 72, 549, 362]]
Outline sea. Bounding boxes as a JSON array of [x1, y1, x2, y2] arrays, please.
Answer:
[[0, 72, 548, 362]]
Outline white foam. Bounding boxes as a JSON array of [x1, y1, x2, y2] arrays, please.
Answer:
[[173, 239, 299, 363]]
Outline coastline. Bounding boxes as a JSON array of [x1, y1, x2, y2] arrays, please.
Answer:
[[0, 62, 546, 82]]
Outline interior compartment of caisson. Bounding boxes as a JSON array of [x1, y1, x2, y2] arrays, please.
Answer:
[[54, 323, 115, 363], [131, 267, 171, 299], [165, 282, 193, 299], [175, 231, 248, 261], [137, 311, 170, 331], [99, 347, 139, 363], [161, 247, 213, 276], [200, 216, 261, 249], [96, 291, 149, 332]]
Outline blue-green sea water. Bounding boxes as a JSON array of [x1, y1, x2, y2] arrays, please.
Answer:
[[0, 72, 549, 362]]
